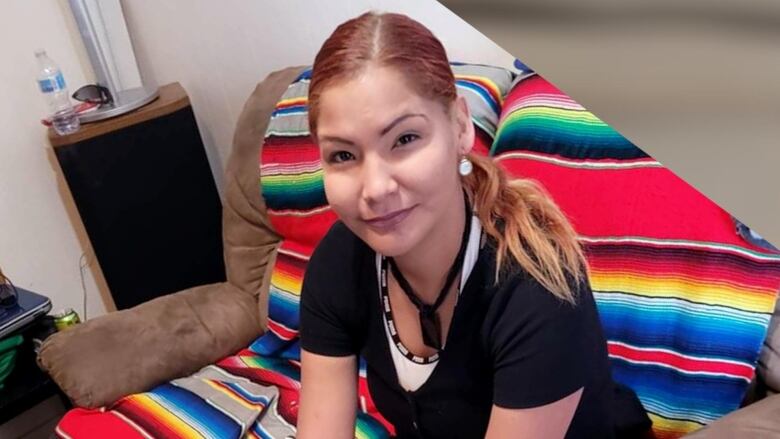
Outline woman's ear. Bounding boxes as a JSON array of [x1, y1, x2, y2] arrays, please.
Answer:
[[453, 95, 475, 156]]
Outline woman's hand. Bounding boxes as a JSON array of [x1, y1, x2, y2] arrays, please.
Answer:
[[297, 349, 359, 439], [484, 387, 583, 439]]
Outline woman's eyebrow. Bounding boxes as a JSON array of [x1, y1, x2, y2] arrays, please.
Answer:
[[318, 113, 427, 145], [379, 113, 427, 137]]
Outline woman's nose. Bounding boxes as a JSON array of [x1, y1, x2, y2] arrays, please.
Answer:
[[361, 155, 397, 204]]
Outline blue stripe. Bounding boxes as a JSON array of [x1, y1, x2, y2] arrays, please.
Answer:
[[151, 384, 240, 438], [268, 289, 300, 328], [456, 80, 499, 114], [262, 185, 327, 212], [223, 382, 272, 405], [611, 359, 745, 423], [249, 332, 295, 356], [598, 302, 764, 361], [271, 105, 308, 117], [295, 68, 312, 81]]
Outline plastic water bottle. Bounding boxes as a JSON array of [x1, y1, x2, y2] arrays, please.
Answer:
[[35, 49, 80, 135]]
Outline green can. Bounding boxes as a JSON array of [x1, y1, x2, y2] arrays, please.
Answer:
[[52, 308, 81, 331]]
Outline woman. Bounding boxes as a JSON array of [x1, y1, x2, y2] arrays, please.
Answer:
[[298, 11, 629, 439]]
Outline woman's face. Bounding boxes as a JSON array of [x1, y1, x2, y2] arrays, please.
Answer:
[[315, 65, 473, 257]]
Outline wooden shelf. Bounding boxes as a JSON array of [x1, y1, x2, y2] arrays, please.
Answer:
[[48, 82, 189, 148]]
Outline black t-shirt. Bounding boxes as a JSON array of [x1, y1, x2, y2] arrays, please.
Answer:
[[300, 221, 619, 439]]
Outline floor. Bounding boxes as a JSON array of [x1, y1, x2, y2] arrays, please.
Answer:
[[0, 396, 66, 439]]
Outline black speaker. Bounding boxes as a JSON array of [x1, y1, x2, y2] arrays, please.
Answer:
[[50, 83, 225, 310]]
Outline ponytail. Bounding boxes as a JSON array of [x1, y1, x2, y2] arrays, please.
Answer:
[[462, 154, 589, 303]]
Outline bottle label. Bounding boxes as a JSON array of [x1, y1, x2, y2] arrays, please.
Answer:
[[38, 72, 66, 93]]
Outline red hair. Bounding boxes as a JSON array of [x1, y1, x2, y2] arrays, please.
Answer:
[[308, 11, 456, 138]]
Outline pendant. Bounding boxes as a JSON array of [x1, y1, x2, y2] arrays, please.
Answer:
[[419, 306, 442, 350]]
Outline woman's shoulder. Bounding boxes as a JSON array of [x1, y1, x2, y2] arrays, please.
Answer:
[[309, 220, 372, 268], [478, 232, 592, 307], [478, 249, 598, 342], [304, 221, 376, 305]]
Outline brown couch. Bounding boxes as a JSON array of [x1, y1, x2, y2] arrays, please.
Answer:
[[37, 65, 780, 437]]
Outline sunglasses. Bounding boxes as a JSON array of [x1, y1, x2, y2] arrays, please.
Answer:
[[72, 84, 113, 106], [0, 270, 18, 309]]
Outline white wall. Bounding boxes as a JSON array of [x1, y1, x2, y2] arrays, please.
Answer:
[[120, 0, 516, 188], [0, 0, 108, 318], [0, 0, 514, 321]]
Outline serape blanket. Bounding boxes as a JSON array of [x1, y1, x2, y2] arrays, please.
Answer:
[[492, 74, 780, 438], [55, 65, 780, 439]]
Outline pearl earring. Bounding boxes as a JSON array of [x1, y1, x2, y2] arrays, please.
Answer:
[[459, 157, 473, 176]]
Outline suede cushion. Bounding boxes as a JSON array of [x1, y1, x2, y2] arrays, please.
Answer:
[[760, 299, 780, 392], [38, 282, 260, 408], [685, 393, 780, 438], [223, 65, 308, 329]]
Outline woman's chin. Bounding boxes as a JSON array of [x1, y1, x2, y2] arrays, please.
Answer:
[[357, 227, 416, 257]]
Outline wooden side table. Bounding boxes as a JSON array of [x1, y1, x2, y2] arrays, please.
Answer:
[[48, 83, 226, 310]]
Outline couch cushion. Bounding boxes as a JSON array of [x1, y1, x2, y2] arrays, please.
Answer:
[[684, 393, 780, 438], [732, 217, 780, 393], [491, 73, 780, 438], [223, 65, 308, 328]]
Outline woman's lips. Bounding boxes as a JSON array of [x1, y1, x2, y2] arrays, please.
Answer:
[[363, 206, 416, 231]]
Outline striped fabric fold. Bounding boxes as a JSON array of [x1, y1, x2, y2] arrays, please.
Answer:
[[55, 64, 779, 439], [493, 74, 780, 438]]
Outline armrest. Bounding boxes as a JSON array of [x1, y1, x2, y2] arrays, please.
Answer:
[[37, 282, 261, 408], [684, 392, 780, 437]]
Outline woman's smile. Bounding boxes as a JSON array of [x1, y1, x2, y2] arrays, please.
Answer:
[[362, 205, 417, 232]]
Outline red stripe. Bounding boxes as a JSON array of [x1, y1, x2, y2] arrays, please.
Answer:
[[269, 209, 338, 251], [590, 255, 780, 293], [608, 342, 754, 379], [274, 254, 305, 280], [262, 139, 320, 164], [498, 159, 749, 246], [268, 319, 298, 341], [56, 408, 147, 439]]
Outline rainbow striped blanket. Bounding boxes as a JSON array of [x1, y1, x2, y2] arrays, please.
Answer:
[[54, 66, 780, 439], [492, 74, 780, 438]]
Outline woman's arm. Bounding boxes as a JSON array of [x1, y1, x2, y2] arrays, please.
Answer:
[[297, 349, 359, 439], [485, 387, 583, 439]]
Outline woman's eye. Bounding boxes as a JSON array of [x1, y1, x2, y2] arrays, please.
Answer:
[[329, 151, 355, 164], [395, 133, 419, 147]]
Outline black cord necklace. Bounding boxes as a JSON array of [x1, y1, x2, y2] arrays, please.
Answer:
[[381, 192, 472, 362]]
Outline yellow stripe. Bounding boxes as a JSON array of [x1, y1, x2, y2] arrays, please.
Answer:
[[454, 74, 503, 104], [590, 272, 776, 313], [130, 394, 206, 439], [271, 270, 302, 296], [591, 268, 779, 296], [203, 380, 264, 411], [277, 97, 307, 107], [648, 413, 703, 438]]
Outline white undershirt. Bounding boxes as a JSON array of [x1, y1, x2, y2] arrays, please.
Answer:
[[375, 216, 483, 391]]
